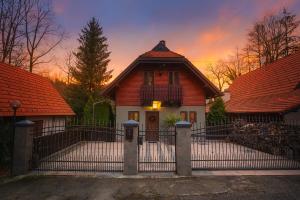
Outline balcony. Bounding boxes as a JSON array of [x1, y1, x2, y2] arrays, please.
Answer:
[[140, 85, 182, 106]]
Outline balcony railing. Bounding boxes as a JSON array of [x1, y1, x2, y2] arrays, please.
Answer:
[[140, 85, 182, 106]]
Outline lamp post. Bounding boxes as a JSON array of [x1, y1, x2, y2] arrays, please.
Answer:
[[9, 100, 21, 175]]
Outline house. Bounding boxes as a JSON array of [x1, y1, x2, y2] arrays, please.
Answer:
[[102, 40, 220, 139], [0, 63, 75, 135], [225, 52, 300, 123]]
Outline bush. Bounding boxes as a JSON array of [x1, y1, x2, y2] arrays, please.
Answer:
[[83, 96, 114, 125], [163, 113, 181, 128], [207, 97, 226, 125]]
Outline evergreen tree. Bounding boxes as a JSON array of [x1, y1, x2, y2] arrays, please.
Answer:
[[207, 97, 226, 125], [72, 17, 112, 96]]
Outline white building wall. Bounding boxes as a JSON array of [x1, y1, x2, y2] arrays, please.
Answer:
[[116, 106, 205, 129]]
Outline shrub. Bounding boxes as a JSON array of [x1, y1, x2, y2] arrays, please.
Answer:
[[207, 97, 226, 125], [163, 113, 181, 128]]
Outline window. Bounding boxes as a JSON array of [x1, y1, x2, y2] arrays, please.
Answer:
[[168, 71, 179, 85], [32, 120, 43, 136], [180, 111, 188, 121], [144, 71, 154, 86], [189, 111, 197, 124], [128, 111, 139, 122]]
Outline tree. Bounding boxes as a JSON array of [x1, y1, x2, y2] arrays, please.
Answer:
[[72, 17, 112, 96], [207, 97, 226, 125], [0, 0, 25, 66], [280, 8, 300, 56], [0, 0, 64, 72], [207, 62, 227, 91], [24, 0, 64, 72], [247, 8, 300, 66]]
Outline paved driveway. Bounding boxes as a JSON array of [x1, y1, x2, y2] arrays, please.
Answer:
[[1, 175, 300, 200]]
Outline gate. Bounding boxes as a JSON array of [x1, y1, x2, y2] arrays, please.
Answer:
[[191, 123, 300, 170], [32, 122, 124, 172], [138, 128, 176, 172]]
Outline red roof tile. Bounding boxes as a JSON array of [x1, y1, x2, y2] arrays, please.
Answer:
[[139, 40, 184, 58], [0, 63, 75, 117], [140, 50, 184, 58], [226, 52, 300, 113]]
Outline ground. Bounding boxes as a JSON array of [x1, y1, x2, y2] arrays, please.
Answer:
[[1, 175, 300, 200]]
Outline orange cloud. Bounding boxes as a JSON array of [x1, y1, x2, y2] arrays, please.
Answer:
[[198, 27, 229, 45]]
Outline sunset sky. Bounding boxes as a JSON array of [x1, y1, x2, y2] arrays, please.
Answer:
[[46, 0, 300, 79]]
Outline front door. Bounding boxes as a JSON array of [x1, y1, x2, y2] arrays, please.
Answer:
[[145, 111, 159, 141]]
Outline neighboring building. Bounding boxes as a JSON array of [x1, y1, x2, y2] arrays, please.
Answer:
[[225, 52, 300, 123], [102, 40, 220, 139], [0, 63, 75, 135]]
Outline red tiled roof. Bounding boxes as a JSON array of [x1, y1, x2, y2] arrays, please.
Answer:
[[0, 63, 75, 117], [140, 50, 184, 58], [226, 52, 300, 113]]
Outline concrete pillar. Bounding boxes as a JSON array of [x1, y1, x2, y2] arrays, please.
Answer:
[[12, 120, 35, 176], [123, 120, 139, 175], [175, 121, 192, 176]]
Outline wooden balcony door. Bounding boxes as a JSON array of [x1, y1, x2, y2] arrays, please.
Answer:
[[145, 111, 159, 141]]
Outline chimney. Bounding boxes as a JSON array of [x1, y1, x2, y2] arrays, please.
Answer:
[[160, 40, 166, 46]]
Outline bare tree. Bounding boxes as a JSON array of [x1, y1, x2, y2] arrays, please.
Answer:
[[247, 8, 300, 66], [0, 0, 25, 66], [23, 0, 64, 72], [280, 8, 300, 56], [57, 51, 74, 84], [207, 62, 227, 91]]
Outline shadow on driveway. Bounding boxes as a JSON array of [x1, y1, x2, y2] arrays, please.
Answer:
[[0, 175, 300, 200]]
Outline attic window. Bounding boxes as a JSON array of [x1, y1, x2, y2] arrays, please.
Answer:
[[295, 82, 300, 90]]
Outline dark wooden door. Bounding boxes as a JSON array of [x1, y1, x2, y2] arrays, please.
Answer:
[[145, 111, 159, 141]]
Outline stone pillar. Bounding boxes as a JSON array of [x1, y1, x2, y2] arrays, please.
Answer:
[[123, 120, 139, 175], [12, 120, 35, 176], [175, 121, 192, 176]]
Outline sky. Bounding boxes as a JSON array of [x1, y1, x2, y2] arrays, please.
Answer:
[[44, 0, 300, 79]]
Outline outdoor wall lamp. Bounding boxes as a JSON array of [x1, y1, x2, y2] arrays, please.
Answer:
[[152, 101, 161, 110]]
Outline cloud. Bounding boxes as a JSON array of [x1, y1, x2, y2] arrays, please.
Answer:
[[53, 0, 69, 15]]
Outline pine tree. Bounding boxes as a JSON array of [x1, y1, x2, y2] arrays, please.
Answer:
[[72, 17, 112, 96]]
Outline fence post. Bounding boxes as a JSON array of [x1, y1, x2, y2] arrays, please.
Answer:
[[123, 120, 139, 175], [175, 121, 192, 176], [12, 120, 35, 176]]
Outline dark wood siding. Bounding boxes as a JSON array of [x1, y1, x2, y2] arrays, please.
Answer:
[[115, 64, 206, 106]]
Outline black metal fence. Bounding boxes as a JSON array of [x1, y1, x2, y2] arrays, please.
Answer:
[[138, 128, 176, 172], [32, 120, 124, 172], [191, 121, 300, 170], [30, 117, 300, 173]]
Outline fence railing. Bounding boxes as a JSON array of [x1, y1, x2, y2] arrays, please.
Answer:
[[140, 85, 182, 106], [32, 122, 124, 172], [30, 118, 300, 173], [191, 121, 300, 170]]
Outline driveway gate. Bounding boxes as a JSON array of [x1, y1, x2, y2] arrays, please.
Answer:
[[32, 122, 124, 172], [138, 129, 176, 172]]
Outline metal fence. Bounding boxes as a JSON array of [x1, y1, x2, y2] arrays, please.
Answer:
[[32, 120, 124, 172], [138, 128, 176, 172], [191, 121, 300, 170]]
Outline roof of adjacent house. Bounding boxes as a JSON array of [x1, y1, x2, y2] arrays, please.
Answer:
[[0, 63, 75, 117], [102, 40, 221, 98], [226, 52, 300, 113]]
